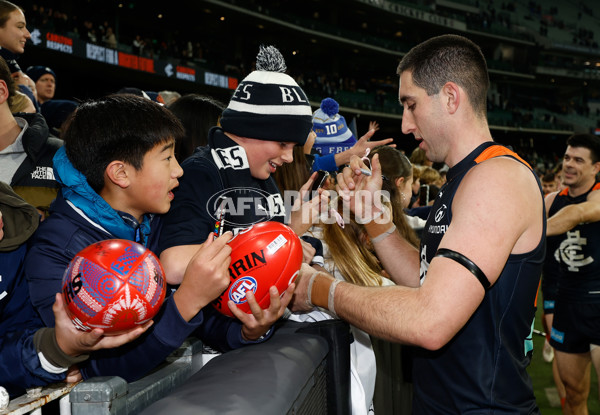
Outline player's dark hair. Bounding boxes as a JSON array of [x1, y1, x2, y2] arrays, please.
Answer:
[[397, 34, 489, 118], [566, 133, 600, 164], [62, 94, 184, 193]]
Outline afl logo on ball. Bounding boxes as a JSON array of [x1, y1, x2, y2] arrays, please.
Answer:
[[229, 276, 258, 304]]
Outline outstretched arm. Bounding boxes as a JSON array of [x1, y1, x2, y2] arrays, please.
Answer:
[[547, 190, 600, 236], [333, 129, 394, 167], [35, 293, 153, 384], [287, 171, 329, 236], [170, 232, 233, 321], [292, 158, 544, 350]]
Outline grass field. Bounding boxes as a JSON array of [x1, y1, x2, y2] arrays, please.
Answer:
[[529, 289, 600, 414]]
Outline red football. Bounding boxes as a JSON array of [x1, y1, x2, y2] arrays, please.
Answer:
[[212, 221, 303, 317], [61, 239, 166, 334]]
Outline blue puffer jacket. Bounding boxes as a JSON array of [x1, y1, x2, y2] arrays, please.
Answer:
[[24, 147, 254, 382], [0, 268, 65, 397], [0, 182, 65, 397], [1, 238, 66, 399]]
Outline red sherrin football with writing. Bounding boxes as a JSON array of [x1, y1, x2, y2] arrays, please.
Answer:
[[212, 221, 303, 317], [61, 239, 167, 334]]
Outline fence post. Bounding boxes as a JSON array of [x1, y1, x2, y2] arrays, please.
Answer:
[[70, 377, 127, 415]]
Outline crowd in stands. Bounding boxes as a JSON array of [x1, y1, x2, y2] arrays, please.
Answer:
[[19, 1, 600, 133]]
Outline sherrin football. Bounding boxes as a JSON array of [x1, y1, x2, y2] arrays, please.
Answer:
[[61, 239, 166, 334], [212, 221, 303, 317]]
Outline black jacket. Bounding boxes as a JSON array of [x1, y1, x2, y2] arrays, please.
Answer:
[[10, 112, 62, 215]]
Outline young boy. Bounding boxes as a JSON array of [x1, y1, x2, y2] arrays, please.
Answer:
[[0, 181, 149, 398], [24, 94, 281, 383], [158, 45, 316, 287]]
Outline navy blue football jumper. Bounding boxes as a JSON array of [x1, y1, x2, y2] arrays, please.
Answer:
[[548, 181, 600, 302], [412, 142, 544, 414]]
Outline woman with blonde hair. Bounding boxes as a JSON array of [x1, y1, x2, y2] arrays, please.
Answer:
[[322, 202, 387, 286], [317, 149, 419, 413], [313, 200, 394, 415]]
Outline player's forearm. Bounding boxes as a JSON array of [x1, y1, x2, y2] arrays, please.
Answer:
[[547, 204, 586, 236], [308, 273, 427, 346], [364, 217, 420, 287]]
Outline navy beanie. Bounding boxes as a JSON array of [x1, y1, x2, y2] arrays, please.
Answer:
[[26, 66, 56, 83], [220, 45, 312, 146], [41, 99, 78, 129]]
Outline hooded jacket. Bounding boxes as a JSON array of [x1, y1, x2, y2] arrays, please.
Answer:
[[25, 147, 252, 382], [9, 113, 62, 216]]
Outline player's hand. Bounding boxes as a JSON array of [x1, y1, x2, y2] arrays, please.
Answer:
[[230, 284, 295, 341], [174, 232, 233, 320], [53, 293, 152, 356]]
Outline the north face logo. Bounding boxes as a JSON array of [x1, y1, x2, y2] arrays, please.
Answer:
[[30, 166, 55, 180]]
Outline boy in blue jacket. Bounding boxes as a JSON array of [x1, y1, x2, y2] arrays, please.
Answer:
[[24, 94, 287, 383], [0, 181, 149, 397]]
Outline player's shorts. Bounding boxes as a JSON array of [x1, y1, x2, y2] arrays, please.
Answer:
[[550, 301, 600, 353], [541, 273, 558, 314], [542, 298, 555, 315]]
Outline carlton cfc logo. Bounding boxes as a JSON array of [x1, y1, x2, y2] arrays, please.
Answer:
[[228, 276, 258, 304]]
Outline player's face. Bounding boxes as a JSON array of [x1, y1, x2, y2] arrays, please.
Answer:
[[129, 140, 183, 219], [399, 71, 447, 164], [562, 146, 599, 189], [0, 9, 30, 54], [242, 137, 295, 180], [35, 74, 55, 102]]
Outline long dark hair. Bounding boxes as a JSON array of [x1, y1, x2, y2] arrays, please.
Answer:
[[167, 94, 225, 162], [272, 146, 311, 193], [371, 146, 420, 248]]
